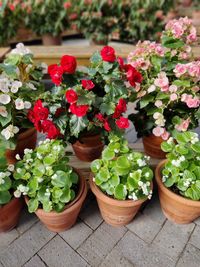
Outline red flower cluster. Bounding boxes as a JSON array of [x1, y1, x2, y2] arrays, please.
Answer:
[[48, 55, 77, 86], [70, 103, 89, 117], [28, 100, 60, 139], [116, 117, 130, 129], [95, 112, 129, 130], [113, 98, 127, 119], [81, 80, 95, 90], [65, 89, 78, 104], [100, 46, 116, 63], [95, 113, 111, 132], [124, 64, 143, 86]]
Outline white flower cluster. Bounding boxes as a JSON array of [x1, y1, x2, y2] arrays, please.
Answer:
[[1, 125, 19, 140], [167, 137, 174, 144], [11, 43, 32, 56], [183, 178, 193, 188], [172, 156, 185, 167], [191, 133, 199, 144], [0, 171, 11, 185], [138, 180, 151, 196], [14, 184, 29, 198], [153, 112, 166, 127], [137, 158, 146, 167], [128, 192, 138, 201]]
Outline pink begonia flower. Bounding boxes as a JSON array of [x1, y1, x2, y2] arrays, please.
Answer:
[[181, 93, 190, 102], [155, 100, 163, 107], [188, 64, 200, 77], [186, 96, 200, 108], [172, 22, 184, 38], [147, 85, 156, 93], [169, 85, 178, 92], [154, 72, 169, 89], [174, 64, 187, 77], [170, 93, 178, 101], [161, 86, 169, 92], [135, 83, 141, 92], [179, 52, 189, 60], [192, 86, 200, 92], [152, 126, 164, 137], [161, 130, 170, 140], [175, 118, 190, 132], [185, 45, 192, 53]]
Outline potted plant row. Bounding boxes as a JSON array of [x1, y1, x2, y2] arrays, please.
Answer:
[[128, 17, 199, 159], [0, 43, 46, 164]]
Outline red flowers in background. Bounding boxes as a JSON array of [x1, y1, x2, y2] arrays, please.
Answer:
[[113, 98, 127, 118], [28, 100, 60, 139], [116, 117, 130, 129], [101, 46, 116, 62], [65, 89, 78, 103], [70, 103, 89, 117], [124, 64, 143, 86], [81, 80, 95, 90], [48, 55, 77, 86]]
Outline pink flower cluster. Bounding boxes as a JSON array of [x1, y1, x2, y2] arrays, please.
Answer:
[[165, 17, 197, 44], [174, 61, 200, 81], [127, 41, 164, 70], [152, 127, 170, 140], [181, 94, 200, 108], [154, 72, 169, 92]]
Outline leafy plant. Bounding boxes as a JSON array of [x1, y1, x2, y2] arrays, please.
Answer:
[[91, 134, 153, 200], [0, 0, 22, 45], [128, 17, 199, 140], [0, 43, 45, 149], [0, 163, 14, 206], [161, 131, 200, 201], [23, 0, 74, 37], [13, 139, 79, 213]]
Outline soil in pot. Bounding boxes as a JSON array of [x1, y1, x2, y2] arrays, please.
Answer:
[[72, 134, 104, 162], [42, 34, 62, 46], [142, 134, 166, 159], [5, 128, 37, 164], [89, 176, 152, 226], [25, 171, 87, 232], [0, 198, 23, 232], [155, 160, 200, 224]]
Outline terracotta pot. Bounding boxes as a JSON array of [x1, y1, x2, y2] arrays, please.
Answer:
[[42, 34, 62, 46], [90, 38, 108, 46], [5, 128, 37, 164], [142, 134, 166, 159], [0, 198, 23, 232], [155, 160, 200, 224], [72, 134, 104, 162], [25, 170, 87, 232], [89, 176, 152, 226]]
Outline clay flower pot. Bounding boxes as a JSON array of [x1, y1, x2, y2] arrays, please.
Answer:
[[89, 176, 152, 226], [0, 198, 23, 232], [25, 171, 87, 232], [72, 134, 104, 162], [42, 34, 62, 46], [5, 128, 37, 164], [142, 134, 166, 159], [155, 160, 200, 224]]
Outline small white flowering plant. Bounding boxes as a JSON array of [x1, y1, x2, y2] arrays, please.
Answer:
[[13, 139, 79, 213], [0, 43, 46, 149], [91, 134, 153, 201], [161, 131, 200, 200]]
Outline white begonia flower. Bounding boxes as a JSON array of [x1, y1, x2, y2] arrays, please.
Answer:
[[0, 177, 5, 185], [137, 158, 146, 167], [148, 190, 153, 199], [167, 137, 174, 144], [15, 154, 21, 160], [138, 181, 143, 186], [41, 62, 48, 74], [36, 153, 43, 160], [15, 98, 25, 110], [147, 85, 156, 93], [7, 164, 14, 172], [38, 177, 43, 183], [52, 174, 58, 180], [0, 77, 9, 93], [1, 125, 19, 140], [11, 81, 22, 93], [171, 159, 180, 167], [179, 156, 185, 162], [17, 184, 29, 195], [131, 192, 138, 201], [0, 106, 8, 117], [24, 148, 33, 155], [27, 82, 36, 90], [24, 101, 31, 109], [145, 172, 150, 178], [0, 94, 11, 104], [14, 190, 21, 198], [11, 43, 32, 56]]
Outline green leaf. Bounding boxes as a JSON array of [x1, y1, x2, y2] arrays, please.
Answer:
[[173, 80, 190, 87], [127, 176, 138, 190], [102, 148, 115, 160], [116, 156, 131, 169], [164, 175, 177, 187], [175, 145, 189, 155], [98, 167, 110, 182], [70, 172, 79, 184], [162, 36, 185, 49], [27, 198, 39, 213], [183, 170, 196, 181], [4, 54, 21, 65], [70, 115, 89, 138], [139, 95, 154, 108], [51, 171, 71, 188], [156, 92, 170, 100], [0, 106, 12, 127], [185, 183, 200, 201], [60, 186, 71, 203], [191, 142, 200, 153], [43, 155, 56, 165], [0, 176, 11, 191], [0, 191, 11, 204], [114, 184, 127, 200], [100, 102, 115, 115], [42, 200, 52, 212], [161, 141, 174, 152], [52, 187, 63, 200], [90, 51, 101, 64], [103, 61, 113, 73], [91, 159, 102, 173], [110, 174, 120, 187]]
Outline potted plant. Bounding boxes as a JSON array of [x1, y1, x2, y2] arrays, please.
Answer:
[[0, 0, 22, 46], [128, 17, 199, 158], [23, 0, 74, 45], [0, 146, 23, 232], [0, 43, 46, 164], [74, 0, 120, 45], [13, 139, 87, 232], [156, 131, 200, 224], [90, 133, 153, 226], [28, 46, 141, 161]]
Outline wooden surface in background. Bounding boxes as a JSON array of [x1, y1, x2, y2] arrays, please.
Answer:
[[0, 47, 10, 61], [27, 44, 200, 66]]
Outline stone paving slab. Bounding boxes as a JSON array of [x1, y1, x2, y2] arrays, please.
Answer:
[[24, 255, 46, 267], [176, 244, 200, 267]]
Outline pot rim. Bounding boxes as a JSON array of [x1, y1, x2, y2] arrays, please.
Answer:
[[89, 173, 150, 207], [17, 128, 36, 141], [155, 159, 200, 207], [0, 197, 21, 211], [25, 169, 87, 216]]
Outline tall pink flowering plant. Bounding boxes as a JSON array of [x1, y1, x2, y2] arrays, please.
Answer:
[[128, 17, 200, 140]]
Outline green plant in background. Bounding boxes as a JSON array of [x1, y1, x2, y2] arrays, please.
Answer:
[[91, 134, 153, 200], [23, 0, 73, 37], [0, 0, 22, 46], [0, 163, 14, 205], [0, 43, 45, 149], [161, 131, 200, 200], [118, 0, 174, 43], [13, 139, 79, 213], [74, 0, 121, 44]]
